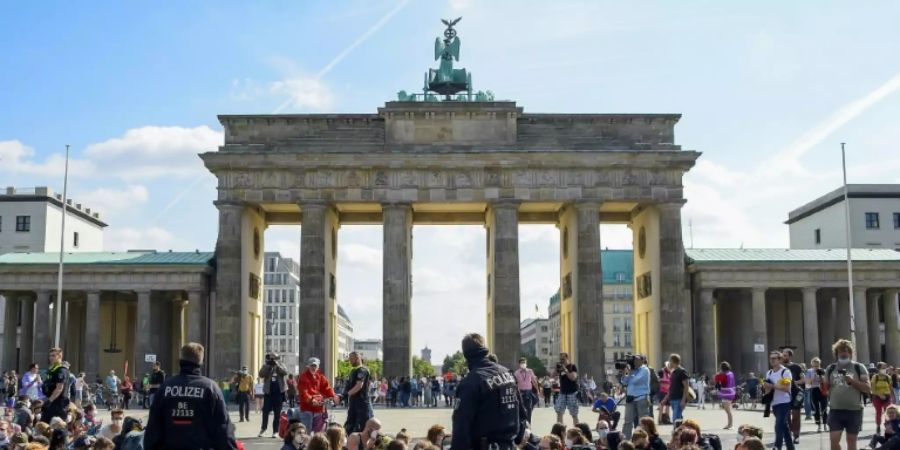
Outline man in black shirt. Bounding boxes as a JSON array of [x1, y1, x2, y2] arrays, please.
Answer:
[[148, 361, 166, 407], [662, 354, 689, 422], [782, 348, 804, 444], [144, 342, 237, 450], [553, 352, 579, 424], [41, 347, 70, 423], [343, 351, 373, 434], [451, 333, 527, 450]]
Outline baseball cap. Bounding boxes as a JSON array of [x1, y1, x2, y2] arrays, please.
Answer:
[[307, 357, 321, 366]]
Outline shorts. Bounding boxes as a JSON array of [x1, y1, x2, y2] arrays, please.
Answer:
[[554, 392, 579, 416], [656, 391, 667, 403], [828, 409, 862, 434]]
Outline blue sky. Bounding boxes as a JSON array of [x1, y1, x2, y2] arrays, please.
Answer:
[[3, 1, 900, 361]]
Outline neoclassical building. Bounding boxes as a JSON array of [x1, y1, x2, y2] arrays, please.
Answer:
[[688, 248, 900, 376], [0, 251, 213, 380]]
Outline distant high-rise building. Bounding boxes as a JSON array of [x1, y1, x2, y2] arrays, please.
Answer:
[[546, 249, 634, 376], [337, 305, 354, 360], [263, 252, 300, 372], [353, 339, 383, 362], [520, 318, 552, 370], [420, 346, 432, 364]]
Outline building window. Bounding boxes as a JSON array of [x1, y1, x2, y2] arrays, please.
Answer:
[[894, 212, 900, 229], [616, 272, 625, 282], [289, 289, 295, 302], [541, 326, 547, 332], [624, 303, 632, 313], [613, 303, 620, 314], [624, 317, 632, 332], [73, 232, 80, 247], [865, 212, 880, 229], [613, 318, 621, 332], [814, 228, 821, 244], [15, 216, 30, 232], [624, 333, 632, 347], [613, 333, 621, 347]]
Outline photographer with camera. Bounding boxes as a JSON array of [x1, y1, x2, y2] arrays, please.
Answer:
[[805, 357, 828, 433], [821, 339, 870, 450], [258, 352, 289, 438], [618, 354, 651, 439], [553, 352, 580, 425]]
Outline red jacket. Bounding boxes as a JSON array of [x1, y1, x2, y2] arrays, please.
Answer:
[[298, 369, 336, 413]]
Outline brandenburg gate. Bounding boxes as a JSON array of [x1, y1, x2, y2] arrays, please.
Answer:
[[200, 100, 699, 379], [199, 19, 699, 380]]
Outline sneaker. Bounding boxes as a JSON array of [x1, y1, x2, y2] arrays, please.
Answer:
[[793, 437, 799, 444], [272, 433, 279, 439], [816, 424, 821, 433]]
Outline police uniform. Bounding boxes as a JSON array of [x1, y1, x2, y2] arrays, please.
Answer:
[[451, 347, 527, 450], [143, 360, 237, 450], [344, 364, 373, 433], [41, 363, 70, 422]]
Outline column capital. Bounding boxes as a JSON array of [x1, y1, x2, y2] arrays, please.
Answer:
[[656, 200, 688, 210], [213, 200, 245, 209], [381, 202, 413, 211], [571, 200, 603, 211], [85, 290, 101, 296], [802, 286, 818, 295], [488, 199, 522, 209], [885, 288, 900, 296], [751, 286, 768, 295], [135, 290, 152, 296]]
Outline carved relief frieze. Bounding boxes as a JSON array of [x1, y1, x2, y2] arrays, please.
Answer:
[[426, 170, 446, 188], [512, 170, 532, 187], [484, 168, 501, 187]]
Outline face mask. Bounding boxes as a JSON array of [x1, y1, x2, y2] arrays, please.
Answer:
[[0, 433, 6, 441], [371, 431, 379, 440], [879, 369, 887, 375], [519, 364, 526, 370], [736, 433, 744, 442], [564, 439, 573, 448], [295, 435, 305, 445], [597, 430, 608, 440], [838, 357, 850, 365]]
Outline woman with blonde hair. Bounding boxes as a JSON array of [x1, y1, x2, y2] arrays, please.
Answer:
[[326, 424, 347, 450]]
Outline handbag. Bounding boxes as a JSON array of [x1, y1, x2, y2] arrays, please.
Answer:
[[687, 387, 697, 401]]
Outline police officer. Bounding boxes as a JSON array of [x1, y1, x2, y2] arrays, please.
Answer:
[[42, 347, 70, 423], [343, 351, 373, 434], [144, 342, 237, 450], [451, 333, 528, 450]]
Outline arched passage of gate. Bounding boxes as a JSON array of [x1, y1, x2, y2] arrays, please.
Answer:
[[200, 100, 699, 380]]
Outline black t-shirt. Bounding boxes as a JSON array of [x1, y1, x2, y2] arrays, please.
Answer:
[[44, 364, 70, 406], [668, 367, 688, 399], [558, 364, 578, 394], [347, 366, 371, 403], [787, 363, 803, 383], [149, 370, 166, 392]]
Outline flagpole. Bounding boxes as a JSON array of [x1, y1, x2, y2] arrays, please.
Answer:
[[841, 142, 857, 346], [54, 144, 70, 347]]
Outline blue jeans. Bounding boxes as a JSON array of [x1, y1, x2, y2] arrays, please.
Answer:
[[773, 403, 795, 450], [803, 388, 812, 417], [670, 399, 683, 421]]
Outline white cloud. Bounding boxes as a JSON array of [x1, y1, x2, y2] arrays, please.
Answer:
[[84, 126, 222, 181], [104, 226, 184, 252], [270, 76, 335, 112], [79, 185, 149, 218], [0, 140, 95, 177]]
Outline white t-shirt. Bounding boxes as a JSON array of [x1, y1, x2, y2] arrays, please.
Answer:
[[766, 367, 791, 406], [254, 382, 264, 396]]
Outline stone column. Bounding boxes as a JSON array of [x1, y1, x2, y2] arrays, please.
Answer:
[[882, 289, 900, 367], [18, 297, 34, 370], [187, 291, 205, 344], [836, 291, 852, 340], [172, 298, 186, 355], [751, 287, 768, 373], [33, 291, 51, 365], [697, 288, 716, 375], [866, 291, 881, 363], [382, 203, 413, 378], [852, 286, 870, 364], [819, 295, 836, 360], [658, 202, 691, 368], [3, 296, 19, 371], [213, 201, 244, 378], [575, 203, 604, 380], [135, 290, 152, 373], [84, 291, 100, 381], [486, 201, 521, 369], [801, 287, 820, 362], [300, 202, 339, 378]]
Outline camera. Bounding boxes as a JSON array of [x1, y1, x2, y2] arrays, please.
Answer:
[[614, 354, 636, 371], [839, 368, 848, 376], [815, 368, 825, 377]]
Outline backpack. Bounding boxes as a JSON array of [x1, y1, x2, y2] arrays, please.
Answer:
[[649, 367, 661, 394], [700, 434, 722, 450], [872, 374, 892, 398], [825, 363, 866, 402]]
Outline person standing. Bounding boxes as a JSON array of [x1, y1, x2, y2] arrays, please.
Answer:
[[553, 352, 580, 425], [620, 354, 652, 439], [870, 362, 896, 435], [147, 361, 166, 407], [764, 351, 795, 450], [144, 342, 238, 450], [662, 354, 689, 422], [258, 352, 288, 438], [822, 340, 870, 450], [287, 374, 298, 409], [781, 348, 805, 445], [22, 364, 42, 400], [694, 375, 707, 410], [73, 372, 86, 408], [514, 357, 541, 423], [120, 376, 133, 409], [451, 333, 527, 450], [715, 362, 736, 430], [343, 351, 373, 434], [41, 347, 70, 423], [231, 366, 254, 423], [298, 357, 340, 433], [806, 358, 828, 433]]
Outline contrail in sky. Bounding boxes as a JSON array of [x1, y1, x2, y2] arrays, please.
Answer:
[[771, 71, 900, 166], [272, 0, 414, 114]]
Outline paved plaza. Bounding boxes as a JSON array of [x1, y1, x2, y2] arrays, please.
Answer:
[[104, 402, 883, 449]]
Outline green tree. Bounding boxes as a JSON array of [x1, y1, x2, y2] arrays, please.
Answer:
[[441, 351, 467, 376], [412, 356, 436, 378], [523, 354, 548, 378], [366, 359, 383, 380], [337, 359, 384, 380], [337, 360, 352, 379]]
